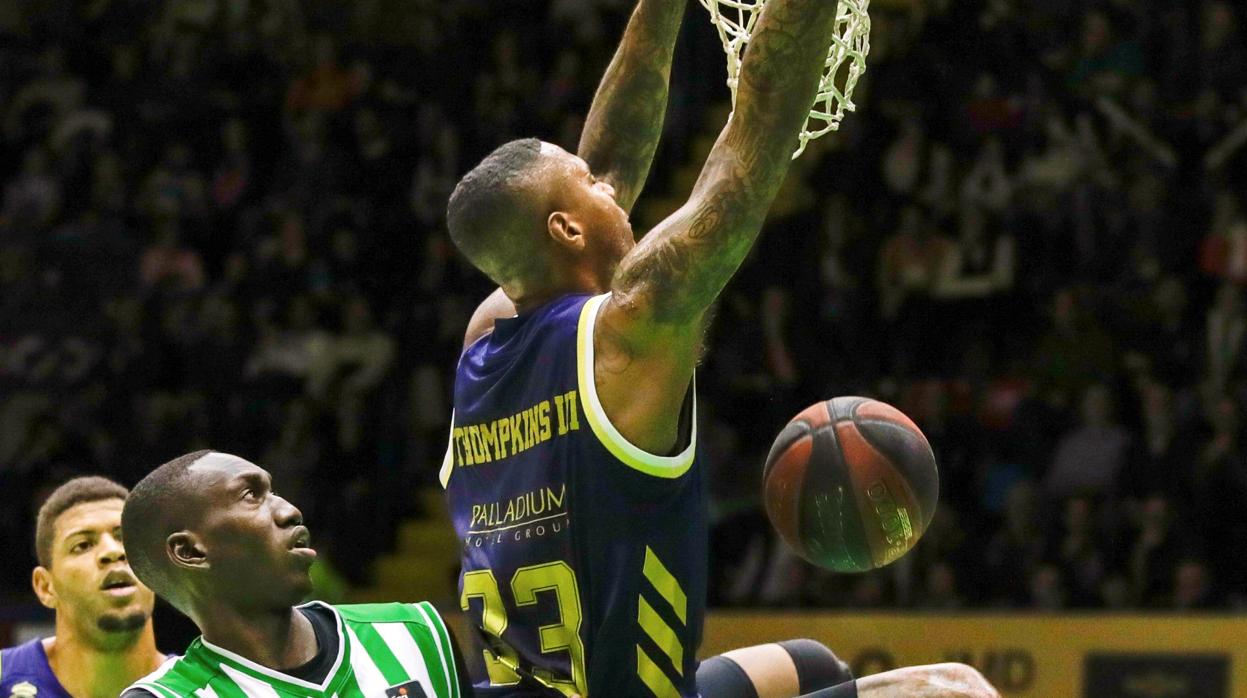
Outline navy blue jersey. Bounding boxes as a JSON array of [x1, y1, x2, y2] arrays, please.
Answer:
[[0, 639, 71, 698], [442, 293, 706, 697]]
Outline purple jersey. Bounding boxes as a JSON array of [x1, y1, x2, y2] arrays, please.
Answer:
[[0, 639, 72, 698], [443, 293, 707, 697]]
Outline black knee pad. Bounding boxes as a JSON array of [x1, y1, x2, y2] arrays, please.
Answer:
[[695, 655, 760, 698], [778, 639, 854, 693]]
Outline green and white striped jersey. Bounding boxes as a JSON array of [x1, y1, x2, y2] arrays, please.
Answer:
[[126, 601, 461, 698]]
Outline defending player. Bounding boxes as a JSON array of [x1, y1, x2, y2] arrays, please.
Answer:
[[0, 477, 165, 698], [443, 0, 997, 696], [117, 450, 470, 697]]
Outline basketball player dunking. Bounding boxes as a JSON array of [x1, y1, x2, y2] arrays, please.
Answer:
[[442, 0, 998, 696]]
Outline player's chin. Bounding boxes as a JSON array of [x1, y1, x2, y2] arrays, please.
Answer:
[[96, 607, 150, 633], [287, 573, 315, 603], [283, 558, 315, 588]]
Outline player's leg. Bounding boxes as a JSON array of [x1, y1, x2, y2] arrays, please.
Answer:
[[696, 640, 854, 698], [697, 643, 1000, 698]]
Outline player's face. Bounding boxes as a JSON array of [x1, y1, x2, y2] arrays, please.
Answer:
[[188, 453, 315, 608], [542, 143, 634, 275], [40, 499, 156, 641]]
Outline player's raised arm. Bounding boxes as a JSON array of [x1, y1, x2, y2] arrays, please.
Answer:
[[577, 0, 686, 214], [609, 0, 841, 328], [461, 0, 684, 350], [590, 0, 844, 455]]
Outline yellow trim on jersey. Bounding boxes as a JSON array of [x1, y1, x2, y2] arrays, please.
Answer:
[[575, 293, 696, 479], [439, 410, 456, 488], [638, 596, 684, 675], [637, 646, 681, 698], [643, 547, 688, 625]]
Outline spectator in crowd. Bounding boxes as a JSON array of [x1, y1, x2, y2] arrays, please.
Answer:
[[1045, 384, 1131, 499], [1205, 284, 1247, 394]]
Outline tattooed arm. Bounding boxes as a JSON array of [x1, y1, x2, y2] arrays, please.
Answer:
[[577, 0, 686, 214], [461, 0, 683, 349], [593, 0, 843, 454]]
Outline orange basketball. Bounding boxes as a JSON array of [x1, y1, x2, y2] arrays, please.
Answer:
[[762, 396, 939, 572]]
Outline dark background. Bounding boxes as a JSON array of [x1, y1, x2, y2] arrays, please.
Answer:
[[0, 0, 1245, 626]]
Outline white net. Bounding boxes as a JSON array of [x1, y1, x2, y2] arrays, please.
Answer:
[[698, 0, 871, 158]]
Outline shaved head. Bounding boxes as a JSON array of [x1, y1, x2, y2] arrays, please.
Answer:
[[447, 139, 635, 301], [448, 138, 555, 286], [122, 450, 213, 605], [124, 450, 315, 618]]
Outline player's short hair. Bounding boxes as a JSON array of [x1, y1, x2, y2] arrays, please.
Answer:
[[447, 138, 551, 286], [122, 450, 213, 602], [35, 476, 129, 568]]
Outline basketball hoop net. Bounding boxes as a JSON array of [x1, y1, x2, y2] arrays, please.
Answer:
[[699, 0, 871, 158]]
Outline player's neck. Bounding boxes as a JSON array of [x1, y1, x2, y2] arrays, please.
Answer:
[[510, 270, 608, 314], [197, 603, 318, 673], [45, 622, 162, 698]]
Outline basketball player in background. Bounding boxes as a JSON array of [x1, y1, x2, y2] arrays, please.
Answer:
[[444, 0, 997, 695], [118, 450, 470, 697], [0, 477, 165, 698]]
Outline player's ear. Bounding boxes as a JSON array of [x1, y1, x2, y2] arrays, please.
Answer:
[[548, 211, 586, 252], [32, 566, 57, 609], [167, 531, 209, 571]]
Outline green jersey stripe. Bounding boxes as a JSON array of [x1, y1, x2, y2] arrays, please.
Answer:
[[125, 601, 457, 697], [405, 609, 450, 697], [375, 622, 438, 693], [200, 679, 248, 698], [343, 625, 391, 695], [412, 601, 458, 698], [349, 622, 408, 685], [219, 664, 281, 698]]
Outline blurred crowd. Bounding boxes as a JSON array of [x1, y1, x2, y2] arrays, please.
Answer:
[[2, 0, 1246, 612]]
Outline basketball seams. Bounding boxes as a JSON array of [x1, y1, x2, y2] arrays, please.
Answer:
[[766, 396, 937, 573], [762, 421, 812, 479], [851, 418, 937, 528], [795, 400, 833, 429], [856, 417, 932, 449], [834, 420, 926, 568], [763, 433, 813, 551], [850, 399, 924, 436], [804, 422, 872, 571]]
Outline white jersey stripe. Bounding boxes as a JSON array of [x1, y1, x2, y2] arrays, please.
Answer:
[[439, 410, 456, 488], [345, 625, 391, 696], [412, 602, 456, 698], [194, 686, 221, 698], [220, 664, 282, 698], [374, 621, 435, 689]]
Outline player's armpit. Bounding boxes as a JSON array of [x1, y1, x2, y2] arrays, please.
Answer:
[[581, 294, 699, 464]]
